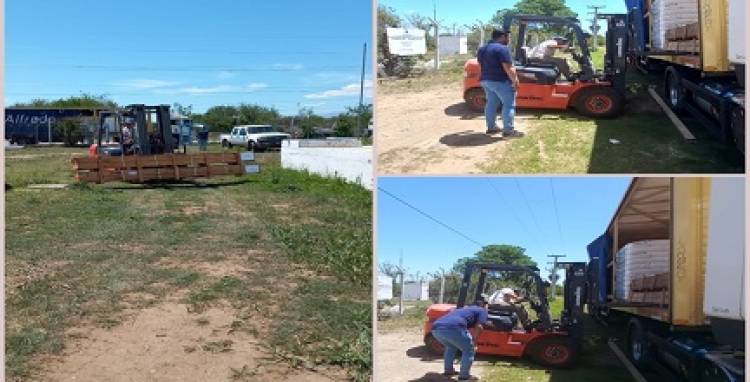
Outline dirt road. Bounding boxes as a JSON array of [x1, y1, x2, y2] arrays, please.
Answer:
[[376, 84, 530, 174], [376, 327, 486, 382]]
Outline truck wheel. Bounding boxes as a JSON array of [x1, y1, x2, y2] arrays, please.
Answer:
[[424, 333, 444, 355], [626, 318, 651, 368], [730, 106, 745, 154], [573, 87, 623, 118], [527, 336, 577, 368], [464, 87, 486, 112], [222, 139, 232, 148], [665, 67, 686, 111], [247, 141, 256, 151]]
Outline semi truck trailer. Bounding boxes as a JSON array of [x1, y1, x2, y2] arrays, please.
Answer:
[[587, 177, 744, 381], [625, 0, 745, 153]]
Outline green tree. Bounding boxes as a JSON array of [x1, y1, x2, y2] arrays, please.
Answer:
[[13, 94, 116, 109], [54, 117, 86, 146], [491, 0, 576, 25], [194, 105, 238, 132], [377, 5, 418, 77], [452, 244, 536, 273]]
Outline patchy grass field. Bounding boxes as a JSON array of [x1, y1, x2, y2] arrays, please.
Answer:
[[5, 146, 372, 381]]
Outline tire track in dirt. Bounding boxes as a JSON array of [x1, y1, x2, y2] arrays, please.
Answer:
[[376, 85, 530, 174]]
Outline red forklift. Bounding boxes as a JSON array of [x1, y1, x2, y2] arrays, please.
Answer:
[[423, 262, 587, 367], [463, 14, 628, 118]]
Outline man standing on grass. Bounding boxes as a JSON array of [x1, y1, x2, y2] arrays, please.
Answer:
[[430, 299, 489, 381], [477, 29, 523, 138]]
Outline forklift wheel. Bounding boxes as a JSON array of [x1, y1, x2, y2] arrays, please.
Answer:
[[424, 333, 444, 355], [573, 87, 622, 118], [527, 337, 577, 368], [464, 88, 486, 112]]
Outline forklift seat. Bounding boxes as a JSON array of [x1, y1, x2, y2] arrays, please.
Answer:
[[487, 313, 517, 331], [516, 66, 560, 85]]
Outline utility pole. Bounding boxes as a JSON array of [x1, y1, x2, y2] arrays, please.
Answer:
[[432, 0, 440, 70], [399, 251, 405, 315], [476, 19, 486, 48], [438, 268, 446, 304], [588, 5, 606, 52], [356, 42, 366, 137], [547, 254, 566, 300]]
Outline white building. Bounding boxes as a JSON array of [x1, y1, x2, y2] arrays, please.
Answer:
[[403, 281, 430, 301], [438, 34, 468, 56], [378, 275, 393, 300]]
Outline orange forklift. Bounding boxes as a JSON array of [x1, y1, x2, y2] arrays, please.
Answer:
[[463, 14, 628, 118], [424, 262, 587, 367]]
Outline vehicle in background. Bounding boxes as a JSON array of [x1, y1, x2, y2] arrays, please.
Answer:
[[626, 0, 745, 153], [220, 125, 290, 151], [5, 107, 103, 144], [587, 177, 745, 381]]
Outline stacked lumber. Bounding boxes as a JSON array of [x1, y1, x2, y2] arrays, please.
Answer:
[[665, 22, 700, 53], [629, 273, 669, 306], [72, 152, 258, 184], [651, 0, 699, 50], [614, 240, 670, 300]]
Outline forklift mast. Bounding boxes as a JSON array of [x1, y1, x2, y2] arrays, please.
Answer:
[[96, 104, 175, 156], [599, 14, 629, 95], [457, 263, 553, 331], [503, 14, 596, 81]]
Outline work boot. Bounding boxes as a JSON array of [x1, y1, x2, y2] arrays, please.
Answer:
[[486, 128, 502, 135], [443, 370, 459, 376], [502, 130, 525, 138], [458, 375, 480, 381]]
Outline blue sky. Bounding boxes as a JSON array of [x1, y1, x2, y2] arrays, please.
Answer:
[[5, 0, 373, 115], [377, 177, 631, 280], [380, 0, 626, 34]]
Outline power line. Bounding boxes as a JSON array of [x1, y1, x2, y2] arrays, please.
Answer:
[[378, 186, 484, 248], [513, 178, 545, 242], [484, 179, 537, 242], [549, 179, 565, 248], [6, 64, 362, 72]]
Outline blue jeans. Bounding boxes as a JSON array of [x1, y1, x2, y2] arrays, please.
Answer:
[[432, 328, 476, 378], [481, 80, 516, 132]]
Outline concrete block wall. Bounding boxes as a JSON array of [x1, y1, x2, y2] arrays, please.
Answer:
[[281, 139, 373, 190]]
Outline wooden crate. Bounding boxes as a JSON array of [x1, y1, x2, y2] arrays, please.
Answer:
[[72, 152, 254, 184]]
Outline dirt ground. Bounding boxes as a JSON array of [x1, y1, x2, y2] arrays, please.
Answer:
[[376, 327, 486, 382], [376, 84, 529, 174], [40, 296, 336, 382]]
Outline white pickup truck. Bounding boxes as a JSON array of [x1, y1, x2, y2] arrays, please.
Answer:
[[220, 125, 290, 151]]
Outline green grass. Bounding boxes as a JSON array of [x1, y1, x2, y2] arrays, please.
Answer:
[[5, 147, 372, 381], [482, 71, 744, 173], [481, 312, 635, 382]]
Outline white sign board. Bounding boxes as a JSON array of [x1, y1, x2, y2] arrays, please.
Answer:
[[378, 275, 393, 300], [387, 28, 427, 56]]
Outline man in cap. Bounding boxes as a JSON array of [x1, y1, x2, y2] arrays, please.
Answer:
[[430, 298, 489, 381], [488, 287, 531, 328], [528, 36, 572, 80]]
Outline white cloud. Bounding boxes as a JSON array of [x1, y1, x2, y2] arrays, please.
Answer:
[[303, 80, 373, 99], [273, 63, 304, 71], [246, 82, 268, 90], [116, 79, 179, 89], [216, 71, 236, 80], [166, 82, 269, 95]]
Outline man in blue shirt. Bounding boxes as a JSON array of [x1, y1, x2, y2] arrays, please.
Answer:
[[477, 29, 523, 138], [431, 299, 489, 380]]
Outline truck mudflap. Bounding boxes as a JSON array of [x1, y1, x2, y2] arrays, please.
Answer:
[[647, 332, 745, 381]]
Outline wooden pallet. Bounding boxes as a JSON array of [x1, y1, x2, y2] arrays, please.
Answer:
[[72, 152, 258, 184]]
